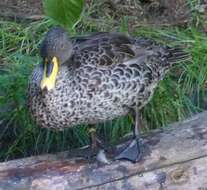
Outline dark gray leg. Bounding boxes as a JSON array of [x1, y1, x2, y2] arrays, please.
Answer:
[[115, 107, 142, 162]]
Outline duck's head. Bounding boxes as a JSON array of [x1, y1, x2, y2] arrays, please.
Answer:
[[39, 27, 73, 91]]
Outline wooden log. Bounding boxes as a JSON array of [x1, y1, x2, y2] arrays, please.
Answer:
[[1, 111, 207, 190]]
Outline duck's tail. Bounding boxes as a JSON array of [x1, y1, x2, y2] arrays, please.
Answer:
[[167, 47, 191, 65], [133, 37, 191, 65]]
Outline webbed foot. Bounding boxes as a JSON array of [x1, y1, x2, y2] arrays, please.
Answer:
[[115, 137, 142, 163]]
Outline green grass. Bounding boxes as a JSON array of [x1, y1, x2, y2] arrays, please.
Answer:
[[1, 6, 207, 161]]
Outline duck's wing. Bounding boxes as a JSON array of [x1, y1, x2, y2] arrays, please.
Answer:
[[72, 32, 189, 67], [71, 32, 137, 67], [71, 33, 190, 69]]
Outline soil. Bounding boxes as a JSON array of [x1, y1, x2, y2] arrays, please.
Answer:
[[0, 0, 191, 26], [0, 0, 43, 20], [88, 0, 190, 27]]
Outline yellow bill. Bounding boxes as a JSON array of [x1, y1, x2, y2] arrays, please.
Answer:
[[40, 57, 59, 91]]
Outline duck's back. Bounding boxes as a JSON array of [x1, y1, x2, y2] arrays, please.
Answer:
[[71, 32, 189, 107], [28, 33, 190, 129], [64, 33, 189, 123]]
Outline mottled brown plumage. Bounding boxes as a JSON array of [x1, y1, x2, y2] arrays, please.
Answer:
[[28, 27, 190, 161]]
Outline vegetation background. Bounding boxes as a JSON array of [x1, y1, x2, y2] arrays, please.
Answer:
[[0, 0, 207, 161]]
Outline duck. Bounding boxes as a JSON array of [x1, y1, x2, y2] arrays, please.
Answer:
[[28, 26, 190, 162]]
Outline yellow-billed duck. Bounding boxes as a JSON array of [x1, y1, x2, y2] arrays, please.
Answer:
[[28, 27, 190, 162]]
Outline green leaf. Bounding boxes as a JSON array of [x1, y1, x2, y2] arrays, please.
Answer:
[[43, 0, 84, 28]]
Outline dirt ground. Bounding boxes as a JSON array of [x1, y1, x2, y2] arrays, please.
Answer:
[[0, 0, 191, 26], [88, 0, 190, 26], [0, 0, 43, 20]]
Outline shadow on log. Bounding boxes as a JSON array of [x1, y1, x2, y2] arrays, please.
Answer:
[[1, 111, 207, 190]]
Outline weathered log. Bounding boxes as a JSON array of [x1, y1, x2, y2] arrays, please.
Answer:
[[1, 111, 207, 190]]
